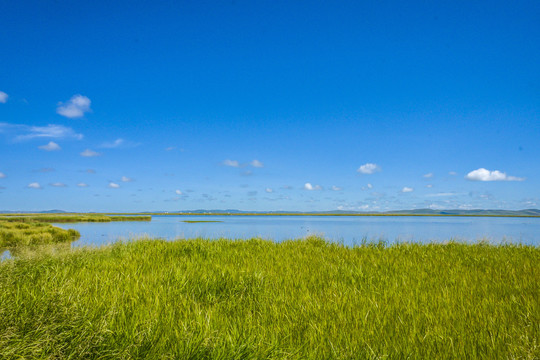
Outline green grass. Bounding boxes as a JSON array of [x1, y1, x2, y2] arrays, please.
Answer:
[[0, 237, 538, 359], [0, 220, 80, 247], [0, 214, 151, 223]]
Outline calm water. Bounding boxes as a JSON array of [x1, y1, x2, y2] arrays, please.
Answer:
[[50, 215, 540, 247]]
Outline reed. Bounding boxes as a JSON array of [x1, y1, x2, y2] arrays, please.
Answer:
[[0, 237, 538, 359], [0, 220, 80, 247]]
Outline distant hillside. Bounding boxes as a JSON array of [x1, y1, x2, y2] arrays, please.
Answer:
[[2, 209, 540, 217]]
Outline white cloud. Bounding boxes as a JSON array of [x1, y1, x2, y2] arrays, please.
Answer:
[[101, 138, 124, 148], [38, 141, 61, 151], [449, 171, 457, 176], [331, 185, 342, 191], [357, 163, 381, 174], [465, 168, 524, 182], [0, 123, 84, 141], [0, 91, 8, 103], [80, 149, 101, 157], [0, 172, 5, 179], [165, 146, 176, 151], [223, 159, 240, 167], [27, 182, 41, 189], [402, 187, 414, 193], [367, 183, 373, 189], [425, 184, 433, 188], [56, 95, 91, 118], [251, 160, 264, 168], [175, 189, 182, 195], [426, 192, 457, 197], [77, 183, 89, 187], [50, 182, 67, 187], [108, 182, 120, 188], [423, 173, 433, 178], [304, 183, 322, 191], [121, 176, 132, 182], [265, 188, 273, 193]]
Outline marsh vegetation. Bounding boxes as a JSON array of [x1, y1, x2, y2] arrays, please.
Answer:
[[0, 237, 538, 359]]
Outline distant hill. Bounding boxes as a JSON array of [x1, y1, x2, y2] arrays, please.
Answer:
[[167, 209, 540, 217], [2, 209, 540, 217]]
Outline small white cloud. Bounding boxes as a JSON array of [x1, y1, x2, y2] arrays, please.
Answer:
[[465, 168, 524, 182], [361, 183, 373, 191], [50, 182, 67, 187], [304, 183, 322, 191], [108, 182, 120, 188], [77, 183, 89, 187], [265, 188, 273, 193], [165, 146, 176, 151], [251, 160, 264, 168], [0, 172, 5, 178], [100, 138, 124, 148], [38, 141, 61, 151], [27, 182, 42, 189], [0, 91, 8, 103], [402, 187, 414, 193], [357, 163, 381, 174], [449, 171, 457, 176], [80, 149, 101, 157], [121, 176, 132, 182], [426, 184, 433, 188], [331, 185, 342, 191], [175, 189, 182, 195], [1, 123, 83, 141], [426, 192, 456, 197], [223, 159, 240, 167], [56, 94, 91, 118], [423, 173, 433, 178]]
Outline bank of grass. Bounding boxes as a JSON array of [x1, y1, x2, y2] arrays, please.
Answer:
[[0, 237, 538, 359], [0, 214, 151, 223], [0, 220, 80, 247]]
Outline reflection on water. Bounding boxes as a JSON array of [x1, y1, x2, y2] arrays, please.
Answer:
[[50, 215, 540, 248], [1, 249, 11, 261]]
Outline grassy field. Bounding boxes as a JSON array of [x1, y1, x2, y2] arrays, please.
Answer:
[[0, 237, 538, 359], [0, 214, 151, 223], [0, 220, 80, 247]]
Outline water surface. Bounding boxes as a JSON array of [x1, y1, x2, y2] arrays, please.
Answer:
[[52, 215, 540, 247]]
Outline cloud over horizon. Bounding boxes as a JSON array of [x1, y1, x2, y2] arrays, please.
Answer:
[[0, 123, 83, 141], [251, 160, 264, 168], [223, 159, 240, 167], [80, 149, 101, 157], [357, 163, 381, 174], [465, 168, 524, 182], [38, 141, 61, 151], [304, 183, 322, 191], [56, 95, 92, 118], [0, 91, 8, 103]]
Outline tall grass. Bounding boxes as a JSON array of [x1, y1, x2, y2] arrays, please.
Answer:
[[0, 237, 538, 359], [0, 220, 80, 247]]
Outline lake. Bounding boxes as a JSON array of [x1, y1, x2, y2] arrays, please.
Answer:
[[51, 215, 540, 247]]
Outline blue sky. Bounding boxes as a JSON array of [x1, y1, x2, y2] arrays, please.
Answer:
[[0, 0, 539, 212]]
